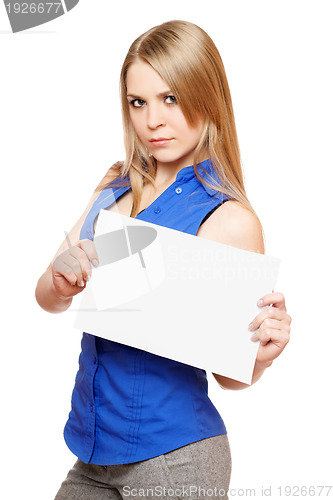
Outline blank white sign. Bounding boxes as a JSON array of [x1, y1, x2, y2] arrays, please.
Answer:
[[72, 210, 281, 384]]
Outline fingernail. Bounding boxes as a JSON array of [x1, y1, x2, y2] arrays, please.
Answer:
[[248, 323, 254, 331], [92, 259, 99, 267], [257, 299, 264, 306], [86, 274, 91, 282], [251, 333, 258, 342], [79, 280, 84, 287]]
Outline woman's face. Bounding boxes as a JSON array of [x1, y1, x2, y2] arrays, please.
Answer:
[[126, 59, 205, 171]]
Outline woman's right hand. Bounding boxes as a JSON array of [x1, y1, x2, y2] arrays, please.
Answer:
[[51, 239, 99, 299]]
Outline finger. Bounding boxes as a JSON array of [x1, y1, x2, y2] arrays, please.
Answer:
[[255, 334, 289, 364], [260, 318, 291, 335], [53, 262, 78, 287], [248, 307, 291, 332], [73, 246, 94, 283], [252, 327, 290, 349], [72, 245, 94, 282], [78, 239, 99, 269], [257, 291, 286, 311], [61, 251, 90, 286], [250, 315, 291, 341]]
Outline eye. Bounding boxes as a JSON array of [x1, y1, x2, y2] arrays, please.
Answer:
[[130, 99, 146, 108], [165, 95, 177, 104]]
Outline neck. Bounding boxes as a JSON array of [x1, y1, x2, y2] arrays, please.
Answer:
[[154, 155, 209, 187]]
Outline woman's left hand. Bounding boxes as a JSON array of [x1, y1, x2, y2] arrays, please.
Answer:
[[249, 291, 292, 366]]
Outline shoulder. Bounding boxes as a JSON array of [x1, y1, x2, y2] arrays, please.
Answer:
[[94, 163, 122, 192], [49, 165, 121, 267], [196, 199, 265, 254]]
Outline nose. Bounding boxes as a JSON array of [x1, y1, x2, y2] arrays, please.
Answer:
[[147, 103, 166, 129]]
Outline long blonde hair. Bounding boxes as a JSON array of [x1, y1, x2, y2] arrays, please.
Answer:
[[98, 20, 263, 241]]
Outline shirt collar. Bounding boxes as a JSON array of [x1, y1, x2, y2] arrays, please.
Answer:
[[176, 158, 222, 197], [112, 158, 222, 197]]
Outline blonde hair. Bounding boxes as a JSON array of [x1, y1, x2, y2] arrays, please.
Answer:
[[98, 20, 264, 244]]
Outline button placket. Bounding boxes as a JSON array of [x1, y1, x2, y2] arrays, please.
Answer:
[[137, 178, 189, 220]]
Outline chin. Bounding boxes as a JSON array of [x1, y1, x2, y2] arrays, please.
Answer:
[[152, 152, 187, 165], [153, 155, 178, 163]]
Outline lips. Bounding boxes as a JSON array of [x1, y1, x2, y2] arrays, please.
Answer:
[[149, 137, 173, 145]]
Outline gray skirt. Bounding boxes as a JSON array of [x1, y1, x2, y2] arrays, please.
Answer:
[[55, 434, 232, 500]]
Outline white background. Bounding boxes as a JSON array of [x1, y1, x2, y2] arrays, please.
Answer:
[[1, 1, 332, 498]]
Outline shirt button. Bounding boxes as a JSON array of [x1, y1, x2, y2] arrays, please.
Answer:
[[175, 187, 182, 194], [93, 357, 97, 365], [90, 404, 94, 413], [154, 206, 161, 214]]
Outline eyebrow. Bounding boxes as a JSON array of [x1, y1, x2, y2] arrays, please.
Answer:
[[126, 89, 173, 99]]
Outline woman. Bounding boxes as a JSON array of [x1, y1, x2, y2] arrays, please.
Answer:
[[35, 20, 291, 500]]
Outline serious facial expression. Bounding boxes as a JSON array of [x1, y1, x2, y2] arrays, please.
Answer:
[[126, 59, 205, 171]]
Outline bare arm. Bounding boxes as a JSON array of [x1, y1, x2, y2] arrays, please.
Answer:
[[35, 191, 98, 313], [35, 170, 117, 314]]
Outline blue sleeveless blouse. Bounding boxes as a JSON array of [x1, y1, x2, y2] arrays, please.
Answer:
[[64, 159, 231, 465]]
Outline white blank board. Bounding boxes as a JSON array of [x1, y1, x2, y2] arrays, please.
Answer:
[[72, 210, 281, 384]]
